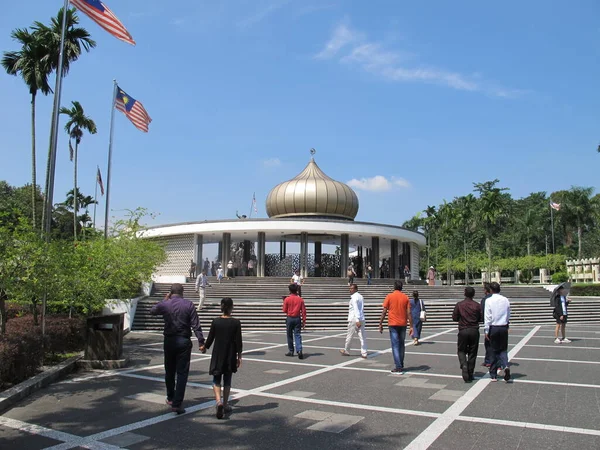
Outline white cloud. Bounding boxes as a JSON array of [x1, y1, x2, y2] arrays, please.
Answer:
[[317, 23, 521, 97], [263, 158, 282, 168], [347, 175, 411, 192], [315, 23, 363, 59]]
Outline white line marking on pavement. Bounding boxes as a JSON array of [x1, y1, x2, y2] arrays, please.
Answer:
[[403, 325, 541, 450], [525, 344, 600, 350], [0, 417, 84, 446], [513, 356, 600, 365], [456, 416, 600, 437]]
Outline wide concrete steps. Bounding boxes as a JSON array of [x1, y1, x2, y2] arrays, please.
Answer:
[[132, 296, 600, 331], [153, 281, 551, 302]]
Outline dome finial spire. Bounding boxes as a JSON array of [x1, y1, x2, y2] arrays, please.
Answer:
[[310, 148, 316, 160]]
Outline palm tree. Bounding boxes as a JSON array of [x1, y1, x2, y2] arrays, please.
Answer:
[[563, 187, 594, 259], [2, 28, 52, 228], [473, 180, 509, 281], [36, 7, 96, 232], [60, 101, 97, 240], [455, 194, 476, 284]]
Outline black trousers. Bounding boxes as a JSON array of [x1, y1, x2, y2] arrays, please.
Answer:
[[164, 336, 192, 408], [489, 325, 509, 374], [457, 328, 480, 377], [483, 335, 491, 365]]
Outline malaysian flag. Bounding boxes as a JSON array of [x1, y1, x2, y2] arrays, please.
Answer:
[[115, 87, 152, 132], [550, 201, 561, 211], [69, 0, 135, 46], [252, 192, 258, 214], [96, 166, 104, 195]]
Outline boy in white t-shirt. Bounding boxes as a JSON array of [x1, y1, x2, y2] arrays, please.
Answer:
[[291, 270, 304, 297]]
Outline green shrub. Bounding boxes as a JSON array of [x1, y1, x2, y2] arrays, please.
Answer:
[[570, 284, 600, 296], [552, 272, 569, 283]]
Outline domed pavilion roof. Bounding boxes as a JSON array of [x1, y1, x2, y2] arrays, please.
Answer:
[[265, 155, 359, 220]]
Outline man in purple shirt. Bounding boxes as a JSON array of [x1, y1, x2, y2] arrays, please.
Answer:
[[452, 286, 482, 383], [150, 283, 205, 414]]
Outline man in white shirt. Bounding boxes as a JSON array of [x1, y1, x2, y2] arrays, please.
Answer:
[[340, 284, 368, 358], [194, 269, 211, 309], [291, 270, 304, 297], [247, 259, 255, 276], [484, 282, 511, 382]]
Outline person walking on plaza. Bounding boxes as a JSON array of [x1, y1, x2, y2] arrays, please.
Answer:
[[552, 284, 571, 344], [195, 269, 211, 309], [379, 280, 412, 374], [200, 297, 243, 419], [452, 286, 482, 382], [409, 290, 425, 346], [484, 282, 511, 382], [283, 284, 306, 359], [480, 282, 493, 367], [427, 266, 436, 286], [291, 269, 304, 297], [340, 283, 368, 358], [150, 283, 205, 414]]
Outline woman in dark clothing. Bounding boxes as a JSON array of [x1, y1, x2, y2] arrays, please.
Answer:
[[200, 297, 243, 419]]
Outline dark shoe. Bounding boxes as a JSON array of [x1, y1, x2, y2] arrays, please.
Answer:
[[171, 406, 185, 415], [462, 366, 470, 383], [166, 398, 173, 406], [504, 368, 511, 382], [390, 368, 405, 375], [298, 352, 304, 360], [285, 352, 294, 357], [469, 374, 475, 382], [216, 402, 224, 419]]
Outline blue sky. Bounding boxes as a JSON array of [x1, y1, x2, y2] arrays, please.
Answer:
[[1, 0, 599, 230]]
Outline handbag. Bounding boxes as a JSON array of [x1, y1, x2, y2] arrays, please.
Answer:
[[419, 299, 427, 322]]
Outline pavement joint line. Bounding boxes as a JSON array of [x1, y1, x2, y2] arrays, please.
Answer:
[[455, 415, 600, 437], [512, 356, 600, 365], [403, 325, 541, 450], [525, 344, 600, 350], [533, 335, 600, 340]]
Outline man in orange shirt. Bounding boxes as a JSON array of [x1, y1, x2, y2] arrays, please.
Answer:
[[379, 280, 413, 374], [282, 284, 307, 360]]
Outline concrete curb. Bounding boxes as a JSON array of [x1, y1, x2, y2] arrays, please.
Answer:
[[0, 354, 82, 414]]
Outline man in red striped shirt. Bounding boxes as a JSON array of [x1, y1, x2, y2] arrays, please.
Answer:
[[282, 284, 307, 360]]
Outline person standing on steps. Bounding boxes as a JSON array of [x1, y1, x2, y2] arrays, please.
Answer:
[[409, 290, 425, 346], [379, 280, 412, 374], [188, 260, 196, 279], [427, 266, 436, 286], [339, 284, 368, 358], [347, 264, 356, 286], [150, 283, 205, 415], [201, 297, 243, 420], [226, 260, 234, 279], [452, 286, 482, 383], [484, 282, 511, 382], [480, 282, 493, 367], [366, 263, 373, 285], [282, 283, 306, 359], [291, 269, 304, 297], [195, 269, 211, 309]]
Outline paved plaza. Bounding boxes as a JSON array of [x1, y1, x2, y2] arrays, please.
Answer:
[[1, 323, 600, 449]]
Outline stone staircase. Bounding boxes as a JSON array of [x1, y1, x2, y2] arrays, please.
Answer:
[[131, 279, 600, 331]]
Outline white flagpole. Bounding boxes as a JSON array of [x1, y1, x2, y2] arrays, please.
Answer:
[[550, 204, 556, 254], [104, 80, 118, 239]]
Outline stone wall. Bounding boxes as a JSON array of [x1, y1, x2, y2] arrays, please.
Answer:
[[566, 258, 600, 284]]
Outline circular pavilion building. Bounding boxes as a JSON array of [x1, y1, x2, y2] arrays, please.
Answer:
[[143, 155, 425, 282]]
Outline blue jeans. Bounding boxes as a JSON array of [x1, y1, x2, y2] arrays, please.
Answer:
[[286, 317, 303, 353], [389, 326, 407, 370], [367, 273, 372, 285]]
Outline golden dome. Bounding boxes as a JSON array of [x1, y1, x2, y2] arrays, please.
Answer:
[[266, 156, 359, 220]]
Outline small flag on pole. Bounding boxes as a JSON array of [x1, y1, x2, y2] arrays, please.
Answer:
[[115, 87, 152, 132], [69, 0, 135, 45], [550, 201, 561, 211], [97, 166, 105, 195], [252, 192, 258, 214]]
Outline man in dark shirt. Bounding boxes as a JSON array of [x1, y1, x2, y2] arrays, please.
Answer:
[[480, 282, 492, 367], [452, 286, 482, 383], [282, 284, 307, 360], [150, 283, 205, 414]]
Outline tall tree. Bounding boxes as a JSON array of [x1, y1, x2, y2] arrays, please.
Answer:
[[455, 194, 476, 284], [2, 29, 52, 229], [36, 7, 96, 233], [473, 179, 509, 280], [563, 186, 595, 259], [59, 101, 97, 240]]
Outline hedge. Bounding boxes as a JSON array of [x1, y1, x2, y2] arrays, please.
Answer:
[[570, 284, 600, 296], [0, 316, 85, 390]]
